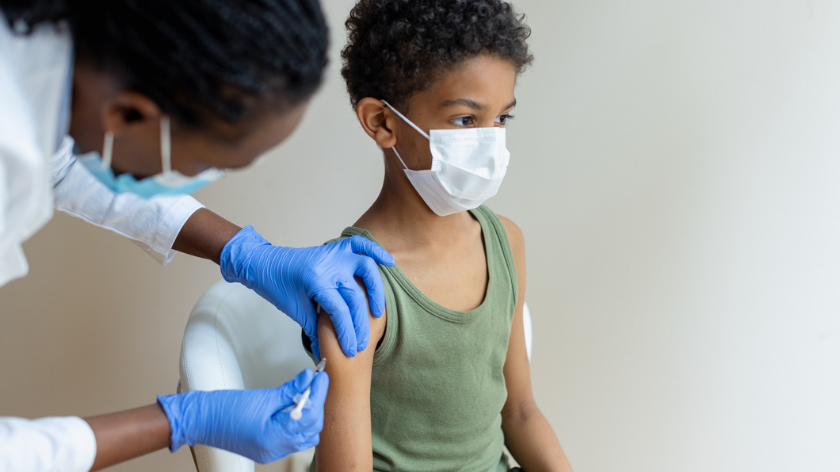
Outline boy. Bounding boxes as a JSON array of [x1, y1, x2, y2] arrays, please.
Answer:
[[308, 1, 574, 470]]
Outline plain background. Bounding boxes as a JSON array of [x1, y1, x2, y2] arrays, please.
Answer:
[[2, 0, 839, 471]]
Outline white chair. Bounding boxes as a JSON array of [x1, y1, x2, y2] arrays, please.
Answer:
[[179, 279, 533, 472]]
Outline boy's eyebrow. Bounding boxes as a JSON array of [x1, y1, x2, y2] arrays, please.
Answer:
[[438, 98, 518, 111], [439, 98, 485, 110]]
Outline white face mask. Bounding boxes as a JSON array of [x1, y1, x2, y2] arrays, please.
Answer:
[[383, 100, 510, 216]]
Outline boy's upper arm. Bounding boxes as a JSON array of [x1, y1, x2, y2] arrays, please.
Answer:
[[314, 277, 386, 472], [318, 276, 387, 364], [497, 216, 537, 416]]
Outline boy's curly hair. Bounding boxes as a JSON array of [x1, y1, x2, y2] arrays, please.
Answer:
[[341, 0, 533, 111]]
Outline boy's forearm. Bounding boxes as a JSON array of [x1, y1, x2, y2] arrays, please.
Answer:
[[502, 402, 574, 472]]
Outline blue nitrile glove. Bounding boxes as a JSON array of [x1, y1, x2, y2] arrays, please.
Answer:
[[220, 225, 395, 359], [157, 368, 329, 463]]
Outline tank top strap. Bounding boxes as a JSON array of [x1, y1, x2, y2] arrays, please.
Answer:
[[470, 205, 519, 305]]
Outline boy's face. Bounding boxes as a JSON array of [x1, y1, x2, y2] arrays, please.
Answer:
[[393, 54, 518, 170]]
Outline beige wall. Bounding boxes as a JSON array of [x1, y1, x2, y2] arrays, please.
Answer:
[[2, 0, 840, 471]]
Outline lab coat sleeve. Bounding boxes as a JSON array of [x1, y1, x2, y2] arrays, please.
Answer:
[[51, 137, 205, 264], [0, 416, 97, 472]]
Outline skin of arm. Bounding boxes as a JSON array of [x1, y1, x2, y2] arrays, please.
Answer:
[[171, 208, 243, 264], [314, 278, 386, 472], [499, 216, 575, 472], [82, 404, 172, 471]]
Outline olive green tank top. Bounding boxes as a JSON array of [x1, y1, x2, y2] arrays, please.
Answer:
[[311, 205, 518, 472]]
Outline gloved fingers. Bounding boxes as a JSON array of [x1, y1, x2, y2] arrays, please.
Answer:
[[275, 368, 315, 408], [275, 430, 321, 456], [312, 290, 358, 357], [295, 300, 320, 345], [308, 371, 329, 408], [292, 372, 328, 427], [338, 280, 371, 353], [270, 373, 326, 432], [292, 368, 316, 391], [346, 235, 395, 266], [310, 337, 322, 362], [294, 434, 321, 452], [355, 256, 386, 318], [293, 299, 321, 360]]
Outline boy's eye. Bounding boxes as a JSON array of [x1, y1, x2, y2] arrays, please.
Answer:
[[496, 114, 515, 125], [451, 116, 474, 126]]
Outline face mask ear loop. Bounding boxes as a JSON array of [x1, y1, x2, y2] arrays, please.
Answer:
[[391, 146, 411, 171], [101, 132, 114, 170], [381, 100, 429, 171], [381, 100, 431, 140], [160, 115, 172, 175]]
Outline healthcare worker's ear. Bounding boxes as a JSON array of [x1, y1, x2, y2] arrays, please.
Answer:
[[356, 98, 398, 149], [103, 92, 162, 137], [98, 91, 172, 178], [70, 63, 168, 177], [70, 63, 161, 157]]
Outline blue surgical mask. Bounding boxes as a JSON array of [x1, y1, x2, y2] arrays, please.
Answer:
[[75, 116, 226, 199]]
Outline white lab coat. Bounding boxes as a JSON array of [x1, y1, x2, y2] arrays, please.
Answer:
[[0, 13, 203, 472], [0, 418, 98, 472]]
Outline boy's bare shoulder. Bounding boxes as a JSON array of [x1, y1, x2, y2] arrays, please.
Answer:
[[496, 215, 525, 254]]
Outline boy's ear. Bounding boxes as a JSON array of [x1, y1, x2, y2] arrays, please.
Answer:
[[356, 98, 398, 149]]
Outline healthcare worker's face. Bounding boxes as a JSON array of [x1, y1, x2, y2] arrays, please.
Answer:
[[68, 62, 310, 178]]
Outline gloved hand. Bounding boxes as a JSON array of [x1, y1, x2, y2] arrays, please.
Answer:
[[220, 225, 395, 359], [157, 368, 329, 463]]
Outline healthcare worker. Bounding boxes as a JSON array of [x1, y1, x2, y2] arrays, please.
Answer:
[[0, 1, 395, 471]]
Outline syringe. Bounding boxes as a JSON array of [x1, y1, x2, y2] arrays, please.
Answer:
[[290, 357, 327, 420]]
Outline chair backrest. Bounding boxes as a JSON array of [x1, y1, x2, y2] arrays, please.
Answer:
[[179, 279, 534, 472]]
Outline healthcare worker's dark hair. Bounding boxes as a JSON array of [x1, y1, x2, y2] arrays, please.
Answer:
[[341, 0, 533, 111], [0, 0, 329, 127]]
